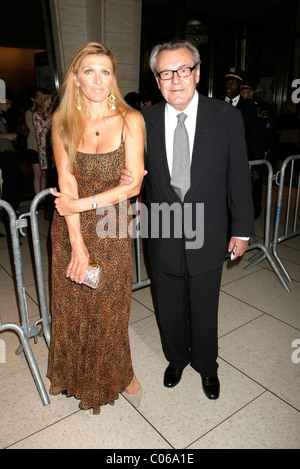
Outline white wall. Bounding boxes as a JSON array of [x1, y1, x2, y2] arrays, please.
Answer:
[[49, 0, 142, 95]]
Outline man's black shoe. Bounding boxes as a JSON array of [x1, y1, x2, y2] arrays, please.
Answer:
[[164, 365, 183, 388], [201, 376, 220, 400]]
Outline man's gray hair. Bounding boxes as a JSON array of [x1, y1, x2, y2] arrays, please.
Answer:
[[149, 40, 201, 74]]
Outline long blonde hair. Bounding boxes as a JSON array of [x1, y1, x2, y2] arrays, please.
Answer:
[[55, 42, 136, 170]]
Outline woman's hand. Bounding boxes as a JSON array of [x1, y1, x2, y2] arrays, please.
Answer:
[[66, 240, 90, 284], [50, 188, 77, 216]]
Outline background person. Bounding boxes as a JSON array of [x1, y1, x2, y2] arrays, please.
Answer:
[[24, 88, 43, 195], [224, 67, 264, 219], [33, 88, 53, 218], [0, 95, 23, 214], [33, 88, 52, 180]]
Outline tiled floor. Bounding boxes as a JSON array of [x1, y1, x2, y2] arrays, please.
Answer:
[[0, 186, 299, 450]]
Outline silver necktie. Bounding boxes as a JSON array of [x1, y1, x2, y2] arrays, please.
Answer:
[[170, 112, 190, 201]]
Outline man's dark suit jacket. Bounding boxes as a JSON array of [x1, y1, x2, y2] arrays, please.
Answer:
[[236, 96, 264, 161], [141, 93, 255, 278]]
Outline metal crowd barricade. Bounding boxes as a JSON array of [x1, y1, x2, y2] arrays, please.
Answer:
[[0, 193, 50, 406], [243, 159, 291, 292], [131, 195, 151, 291], [271, 154, 300, 286]]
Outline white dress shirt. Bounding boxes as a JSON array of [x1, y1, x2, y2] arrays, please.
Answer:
[[165, 91, 198, 173], [225, 95, 240, 106]]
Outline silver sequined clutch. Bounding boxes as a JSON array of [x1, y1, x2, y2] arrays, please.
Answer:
[[82, 265, 102, 289]]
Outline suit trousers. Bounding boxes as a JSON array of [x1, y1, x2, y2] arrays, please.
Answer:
[[150, 258, 223, 377]]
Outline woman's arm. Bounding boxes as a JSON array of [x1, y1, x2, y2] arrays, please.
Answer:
[[52, 110, 145, 216], [51, 112, 89, 283]]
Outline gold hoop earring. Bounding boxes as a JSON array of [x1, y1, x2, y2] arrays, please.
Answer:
[[75, 88, 81, 110], [108, 94, 116, 111]]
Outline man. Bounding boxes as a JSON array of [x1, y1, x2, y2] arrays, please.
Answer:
[[0, 96, 23, 215], [241, 80, 274, 158], [252, 84, 275, 159], [121, 40, 254, 400], [240, 81, 254, 100], [224, 67, 264, 219]]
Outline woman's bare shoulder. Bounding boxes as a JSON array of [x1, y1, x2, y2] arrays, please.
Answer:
[[123, 108, 144, 129]]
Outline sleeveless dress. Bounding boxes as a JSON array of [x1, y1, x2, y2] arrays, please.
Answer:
[[33, 111, 51, 170], [47, 138, 134, 414]]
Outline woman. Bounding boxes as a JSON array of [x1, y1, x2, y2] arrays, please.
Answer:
[[33, 88, 52, 176], [47, 42, 145, 415], [24, 88, 42, 195]]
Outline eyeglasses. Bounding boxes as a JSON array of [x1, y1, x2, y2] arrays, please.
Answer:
[[156, 64, 198, 80]]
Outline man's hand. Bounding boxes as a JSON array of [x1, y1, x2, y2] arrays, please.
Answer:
[[228, 236, 249, 261], [119, 169, 147, 186]]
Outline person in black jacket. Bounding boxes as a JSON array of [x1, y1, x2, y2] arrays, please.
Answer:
[[241, 81, 275, 161], [121, 42, 254, 400], [224, 67, 264, 219]]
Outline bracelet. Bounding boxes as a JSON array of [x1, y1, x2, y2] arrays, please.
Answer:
[[92, 195, 98, 210]]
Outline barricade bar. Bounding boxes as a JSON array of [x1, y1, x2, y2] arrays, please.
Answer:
[[271, 154, 300, 283], [132, 196, 151, 291], [29, 188, 54, 347]]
